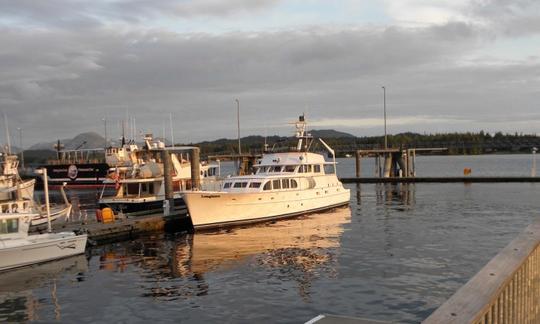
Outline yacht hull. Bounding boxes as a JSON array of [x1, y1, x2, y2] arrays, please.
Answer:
[[183, 187, 350, 230], [0, 233, 87, 272]]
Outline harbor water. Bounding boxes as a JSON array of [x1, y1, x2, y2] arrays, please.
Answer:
[[1, 154, 539, 323]]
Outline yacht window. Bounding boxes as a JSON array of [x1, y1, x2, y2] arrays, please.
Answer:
[[298, 165, 304, 173], [284, 165, 296, 172], [263, 181, 272, 190], [249, 182, 261, 188], [282, 179, 290, 189], [233, 182, 248, 188], [271, 166, 282, 172], [223, 182, 232, 189], [307, 165, 313, 172], [0, 218, 18, 234], [141, 183, 147, 192], [314, 165, 321, 173], [127, 183, 139, 195], [272, 179, 281, 190], [291, 179, 298, 188], [324, 165, 335, 174]]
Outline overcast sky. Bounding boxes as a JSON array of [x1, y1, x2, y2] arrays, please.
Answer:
[[1, 0, 539, 147]]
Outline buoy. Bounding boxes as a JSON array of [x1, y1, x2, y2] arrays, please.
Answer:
[[101, 207, 115, 224]]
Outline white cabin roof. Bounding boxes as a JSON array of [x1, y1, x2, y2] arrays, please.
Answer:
[[256, 152, 328, 166]]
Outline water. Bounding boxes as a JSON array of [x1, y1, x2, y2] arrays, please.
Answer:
[[1, 155, 539, 323]]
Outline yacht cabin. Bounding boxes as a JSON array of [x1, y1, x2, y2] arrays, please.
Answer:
[[220, 152, 339, 193]]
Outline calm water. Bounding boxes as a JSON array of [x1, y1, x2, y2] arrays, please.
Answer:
[[1, 155, 540, 323]]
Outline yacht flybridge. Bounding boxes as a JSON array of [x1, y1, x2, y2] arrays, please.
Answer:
[[182, 115, 351, 230]]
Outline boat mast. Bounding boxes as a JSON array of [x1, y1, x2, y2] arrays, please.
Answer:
[[295, 114, 311, 152]]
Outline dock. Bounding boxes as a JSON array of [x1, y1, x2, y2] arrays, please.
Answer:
[[45, 213, 191, 245], [340, 176, 540, 183]]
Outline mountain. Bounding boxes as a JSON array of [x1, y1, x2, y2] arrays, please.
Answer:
[[29, 132, 106, 150], [309, 129, 355, 138]]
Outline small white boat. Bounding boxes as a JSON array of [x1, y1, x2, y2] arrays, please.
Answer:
[[183, 115, 351, 229], [0, 212, 87, 272]]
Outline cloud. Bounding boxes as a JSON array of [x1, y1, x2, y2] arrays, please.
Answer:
[[0, 1, 539, 146]]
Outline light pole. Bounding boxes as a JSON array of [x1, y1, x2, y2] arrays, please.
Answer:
[[236, 99, 241, 155], [102, 118, 108, 148], [382, 86, 387, 149], [533, 147, 537, 177], [17, 127, 24, 169]]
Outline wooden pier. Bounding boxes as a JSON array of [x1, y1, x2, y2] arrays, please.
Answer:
[[354, 148, 447, 178], [341, 176, 540, 183]]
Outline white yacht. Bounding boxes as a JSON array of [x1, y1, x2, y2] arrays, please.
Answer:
[[183, 115, 351, 230], [0, 211, 87, 272]]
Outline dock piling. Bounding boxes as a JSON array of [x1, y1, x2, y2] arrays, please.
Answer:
[[190, 147, 200, 190], [161, 150, 174, 216]]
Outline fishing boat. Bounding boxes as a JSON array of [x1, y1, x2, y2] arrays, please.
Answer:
[[0, 211, 87, 272], [182, 115, 351, 230], [0, 154, 71, 227], [98, 136, 220, 217], [0, 154, 35, 201]]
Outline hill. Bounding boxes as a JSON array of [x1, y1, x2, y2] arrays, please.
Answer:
[[30, 132, 106, 150]]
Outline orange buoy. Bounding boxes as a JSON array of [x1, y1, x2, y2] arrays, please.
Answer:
[[101, 207, 115, 224]]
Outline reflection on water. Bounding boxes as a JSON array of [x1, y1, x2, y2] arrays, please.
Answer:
[[356, 183, 416, 209], [0, 255, 88, 322], [95, 207, 351, 301], [3, 180, 540, 323]]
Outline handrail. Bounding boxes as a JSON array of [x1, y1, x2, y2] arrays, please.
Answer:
[[423, 218, 540, 323]]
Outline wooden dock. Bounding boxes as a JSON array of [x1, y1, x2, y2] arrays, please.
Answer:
[[340, 177, 540, 183]]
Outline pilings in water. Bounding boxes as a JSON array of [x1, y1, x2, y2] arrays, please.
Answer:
[[355, 148, 444, 179]]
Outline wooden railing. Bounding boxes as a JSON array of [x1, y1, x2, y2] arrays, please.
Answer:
[[423, 219, 540, 323]]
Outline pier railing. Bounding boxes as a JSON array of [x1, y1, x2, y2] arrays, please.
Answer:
[[423, 219, 540, 324]]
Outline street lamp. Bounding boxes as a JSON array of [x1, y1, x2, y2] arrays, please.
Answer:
[[236, 99, 241, 155], [382, 86, 387, 149], [532, 147, 537, 177], [102, 118, 108, 148], [16, 127, 24, 169]]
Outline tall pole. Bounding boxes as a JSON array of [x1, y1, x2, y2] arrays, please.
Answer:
[[169, 113, 174, 147], [102, 118, 108, 148], [39, 168, 52, 233], [17, 128, 24, 169], [236, 99, 241, 155], [382, 86, 387, 149]]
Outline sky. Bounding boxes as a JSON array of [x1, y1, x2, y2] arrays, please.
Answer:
[[1, 0, 539, 147]]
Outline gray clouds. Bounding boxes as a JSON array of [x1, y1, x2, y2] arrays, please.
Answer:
[[0, 0, 539, 146]]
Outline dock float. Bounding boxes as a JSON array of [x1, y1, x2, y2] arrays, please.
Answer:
[[340, 177, 540, 183], [49, 213, 190, 245]]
